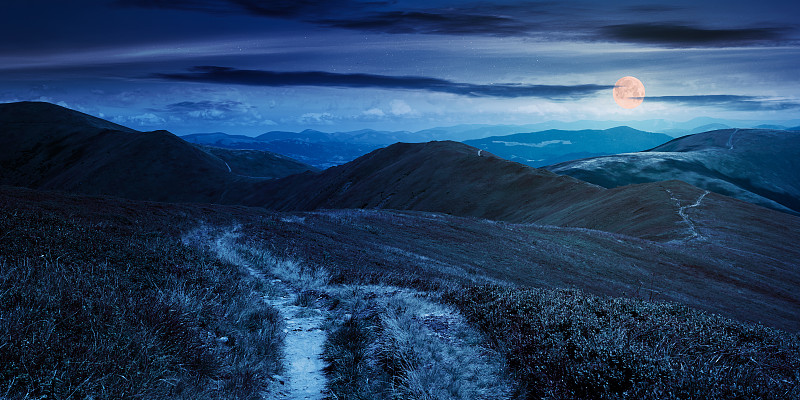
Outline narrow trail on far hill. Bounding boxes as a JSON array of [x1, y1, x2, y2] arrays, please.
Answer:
[[665, 189, 710, 242], [726, 128, 739, 150]]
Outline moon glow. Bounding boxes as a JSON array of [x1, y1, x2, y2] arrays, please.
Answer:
[[613, 76, 645, 109]]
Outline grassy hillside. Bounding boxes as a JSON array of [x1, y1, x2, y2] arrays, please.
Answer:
[[0, 188, 282, 399], [249, 141, 800, 245], [0, 102, 280, 204], [1, 186, 799, 399], [547, 129, 800, 214], [196, 144, 318, 178]]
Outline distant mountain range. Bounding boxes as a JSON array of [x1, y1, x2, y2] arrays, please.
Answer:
[[183, 118, 800, 169], [185, 126, 674, 169], [182, 131, 384, 169], [462, 127, 672, 167], [547, 129, 800, 215]]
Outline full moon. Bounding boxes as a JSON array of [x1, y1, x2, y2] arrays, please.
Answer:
[[613, 76, 645, 109]]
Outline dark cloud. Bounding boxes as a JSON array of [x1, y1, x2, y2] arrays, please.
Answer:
[[116, 0, 354, 18], [151, 66, 611, 99], [643, 95, 800, 111], [601, 24, 788, 47], [317, 11, 534, 36]]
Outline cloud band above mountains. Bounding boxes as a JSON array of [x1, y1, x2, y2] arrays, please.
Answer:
[[152, 66, 612, 99], [642, 95, 800, 111], [117, 0, 796, 47]]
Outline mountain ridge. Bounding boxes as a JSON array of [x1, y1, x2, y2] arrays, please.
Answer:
[[463, 126, 673, 167], [548, 128, 800, 214], [0, 102, 313, 203]]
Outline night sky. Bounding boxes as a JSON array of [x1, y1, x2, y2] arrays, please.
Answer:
[[2, 0, 799, 134]]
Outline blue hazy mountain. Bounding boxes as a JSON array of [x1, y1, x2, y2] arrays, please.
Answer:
[[183, 130, 401, 169], [184, 126, 672, 169], [183, 117, 800, 169], [462, 127, 672, 167], [547, 129, 800, 214]]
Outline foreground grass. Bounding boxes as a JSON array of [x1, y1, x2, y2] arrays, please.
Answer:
[[323, 287, 514, 400], [223, 242, 515, 400], [0, 202, 283, 398], [3, 187, 799, 399], [445, 286, 800, 400]]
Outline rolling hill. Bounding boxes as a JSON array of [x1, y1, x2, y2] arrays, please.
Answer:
[[197, 145, 318, 178], [0, 102, 314, 203], [462, 127, 672, 167], [547, 128, 800, 214], [243, 140, 798, 249]]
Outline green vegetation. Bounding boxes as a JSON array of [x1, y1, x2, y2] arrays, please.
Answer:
[[445, 286, 800, 400], [0, 201, 283, 399]]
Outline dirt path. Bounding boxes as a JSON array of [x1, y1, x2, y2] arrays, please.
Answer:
[[266, 285, 327, 400], [203, 229, 329, 399], [201, 227, 512, 399]]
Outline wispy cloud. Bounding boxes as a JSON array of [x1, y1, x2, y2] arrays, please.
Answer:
[[117, 0, 798, 47], [151, 66, 612, 99], [643, 95, 800, 111]]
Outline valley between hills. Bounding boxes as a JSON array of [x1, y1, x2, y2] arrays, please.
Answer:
[[1, 101, 798, 399]]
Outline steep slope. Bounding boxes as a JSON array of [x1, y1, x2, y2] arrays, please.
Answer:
[[463, 127, 672, 167], [251, 141, 603, 219], [196, 145, 318, 178], [0, 101, 264, 203], [547, 129, 800, 214]]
